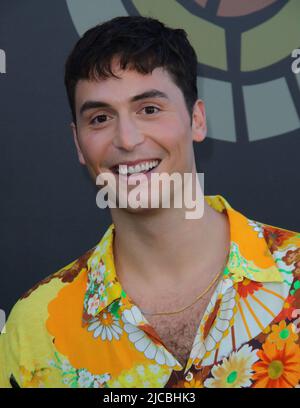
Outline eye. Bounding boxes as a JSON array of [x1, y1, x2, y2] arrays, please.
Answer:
[[90, 114, 109, 125], [140, 106, 160, 115]]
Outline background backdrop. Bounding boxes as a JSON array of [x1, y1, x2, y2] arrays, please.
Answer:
[[0, 0, 299, 318]]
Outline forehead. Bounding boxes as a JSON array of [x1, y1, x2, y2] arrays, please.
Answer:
[[75, 65, 183, 107]]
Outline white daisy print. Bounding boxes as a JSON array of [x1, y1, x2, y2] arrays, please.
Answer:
[[87, 310, 123, 341], [122, 306, 178, 367]]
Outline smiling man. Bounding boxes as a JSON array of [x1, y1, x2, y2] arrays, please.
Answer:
[[1, 16, 300, 389]]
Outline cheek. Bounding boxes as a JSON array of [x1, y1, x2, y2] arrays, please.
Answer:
[[79, 132, 108, 164], [152, 116, 189, 148], [160, 122, 191, 155]]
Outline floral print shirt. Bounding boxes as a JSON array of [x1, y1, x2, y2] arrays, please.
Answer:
[[1, 195, 300, 388]]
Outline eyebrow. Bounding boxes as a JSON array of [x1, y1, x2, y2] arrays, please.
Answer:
[[79, 89, 169, 117]]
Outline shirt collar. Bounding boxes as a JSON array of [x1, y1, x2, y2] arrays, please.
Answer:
[[82, 195, 283, 327]]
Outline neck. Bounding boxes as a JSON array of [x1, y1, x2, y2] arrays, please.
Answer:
[[111, 197, 230, 288]]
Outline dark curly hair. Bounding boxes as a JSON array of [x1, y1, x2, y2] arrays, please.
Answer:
[[64, 15, 198, 124]]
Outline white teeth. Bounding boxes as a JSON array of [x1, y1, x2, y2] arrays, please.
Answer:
[[119, 165, 127, 175], [116, 160, 159, 175]]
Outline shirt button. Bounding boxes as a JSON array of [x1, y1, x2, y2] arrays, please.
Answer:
[[185, 371, 193, 382]]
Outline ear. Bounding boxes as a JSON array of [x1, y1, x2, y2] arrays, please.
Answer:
[[191, 99, 207, 143], [71, 122, 86, 165]]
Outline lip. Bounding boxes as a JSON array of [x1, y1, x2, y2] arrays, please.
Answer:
[[109, 158, 161, 171]]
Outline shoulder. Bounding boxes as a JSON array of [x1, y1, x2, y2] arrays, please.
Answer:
[[0, 245, 97, 388], [260, 221, 300, 258], [258, 221, 300, 311], [250, 219, 300, 279], [5, 245, 96, 331]]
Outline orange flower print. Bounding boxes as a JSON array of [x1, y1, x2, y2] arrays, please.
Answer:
[[252, 342, 300, 388], [268, 321, 298, 350], [274, 295, 295, 323], [237, 279, 262, 298], [263, 227, 294, 253]]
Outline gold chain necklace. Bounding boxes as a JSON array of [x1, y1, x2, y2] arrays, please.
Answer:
[[140, 265, 225, 317]]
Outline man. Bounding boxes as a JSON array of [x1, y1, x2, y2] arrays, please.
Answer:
[[1, 16, 300, 388]]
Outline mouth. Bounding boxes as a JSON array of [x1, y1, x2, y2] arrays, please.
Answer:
[[109, 159, 162, 176]]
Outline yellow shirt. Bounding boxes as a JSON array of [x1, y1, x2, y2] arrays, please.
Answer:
[[1, 195, 300, 388]]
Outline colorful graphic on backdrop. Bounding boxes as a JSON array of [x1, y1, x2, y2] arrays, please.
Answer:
[[66, 0, 300, 143]]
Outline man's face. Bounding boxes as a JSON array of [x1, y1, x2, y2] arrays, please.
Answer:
[[71, 62, 206, 209]]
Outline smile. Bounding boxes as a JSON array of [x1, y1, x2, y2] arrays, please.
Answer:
[[111, 159, 161, 175]]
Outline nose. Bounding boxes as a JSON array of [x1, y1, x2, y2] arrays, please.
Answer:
[[113, 113, 144, 151]]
